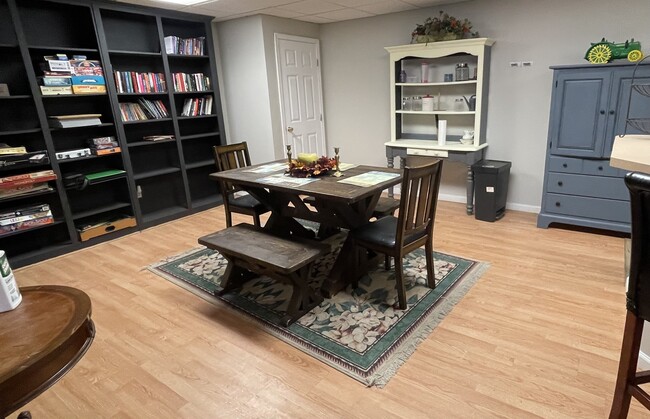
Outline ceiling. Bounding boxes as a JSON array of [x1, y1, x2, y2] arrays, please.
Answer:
[[116, 0, 467, 23]]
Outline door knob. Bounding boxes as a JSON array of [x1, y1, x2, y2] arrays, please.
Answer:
[[287, 127, 294, 133]]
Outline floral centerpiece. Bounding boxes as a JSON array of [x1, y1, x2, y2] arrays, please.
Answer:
[[286, 153, 336, 178], [411, 11, 479, 44]]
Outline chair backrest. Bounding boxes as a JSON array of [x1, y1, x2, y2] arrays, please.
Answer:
[[396, 160, 443, 246], [625, 172, 650, 320], [213, 142, 252, 194], [213, 141, 252, 172]]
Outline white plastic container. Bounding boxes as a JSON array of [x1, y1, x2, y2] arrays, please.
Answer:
[[437, 120, 447, 146], [0, 251, 22, 312], [422, 96, 435, 112]]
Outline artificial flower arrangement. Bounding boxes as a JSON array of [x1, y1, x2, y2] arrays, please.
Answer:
[[411, 11, 479, 43], [286, 153, 336, 178]]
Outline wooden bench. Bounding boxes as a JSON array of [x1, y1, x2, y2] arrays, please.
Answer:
[[198, 223, 330, 326]]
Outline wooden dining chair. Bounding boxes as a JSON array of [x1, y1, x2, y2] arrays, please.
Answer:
[[350, 159, 443, 309], [610, 172, 650, 418], [212, 142, 270, 228]]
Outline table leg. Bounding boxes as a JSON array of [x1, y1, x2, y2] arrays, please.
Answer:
[[387, 155, 395, 198], [466, 165, 474, 215]]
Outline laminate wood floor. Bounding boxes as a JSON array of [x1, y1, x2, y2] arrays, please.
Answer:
[[14, 202, 647, 418]]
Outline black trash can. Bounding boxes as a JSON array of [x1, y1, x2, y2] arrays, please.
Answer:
[[472, 160, 511, 222]]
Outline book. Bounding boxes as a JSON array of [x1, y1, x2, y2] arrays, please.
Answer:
[[0, 170, 57, 189], [0, 151, 49, 169], [40, 86, 73, 95], [94, 147, 121, 156], [0, 147, 27, 155], [0, 204, 51, 220], [0, 183, 53, 200], [143, 135, 175, 141], [85, 169, 126, 183], [0, 214, 53, 235], [48, 114, 102, 128]]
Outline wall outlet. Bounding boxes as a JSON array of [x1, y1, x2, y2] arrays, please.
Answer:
[[522, 61, 533, 67], [509, 61, 522, 67]]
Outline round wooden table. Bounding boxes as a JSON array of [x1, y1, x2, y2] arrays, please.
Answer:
[[0, 286, 95, 418]]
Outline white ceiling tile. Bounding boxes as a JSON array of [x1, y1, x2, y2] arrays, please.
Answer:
[[112, 0, 471, 23], [299, 15, 336, 23], [259, 7, 305, 19], [328, 0, 377, 6], [314, 8, 374, 21], [356, 0, 417, 15], [277, 0, 344, 15]]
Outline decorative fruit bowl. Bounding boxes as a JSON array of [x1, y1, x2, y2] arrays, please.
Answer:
[[286, 154, 336, 178]]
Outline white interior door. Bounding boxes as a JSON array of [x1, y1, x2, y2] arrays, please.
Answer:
[[275, 34, 327, 156]]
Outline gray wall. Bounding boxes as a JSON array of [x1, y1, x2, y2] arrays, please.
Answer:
[[215, 0, 650, 210], [319, 0, 650, 211], [214, 15, 319, 164]]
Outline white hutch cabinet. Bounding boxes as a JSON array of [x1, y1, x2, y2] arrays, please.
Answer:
[[384, 38, 494, 214]]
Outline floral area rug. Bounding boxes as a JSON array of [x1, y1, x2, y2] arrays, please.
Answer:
[[148, 232, 488, 387]]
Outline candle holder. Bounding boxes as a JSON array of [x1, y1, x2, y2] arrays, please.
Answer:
[[333, 147, 343, 177], [286, 144, 292, 166]]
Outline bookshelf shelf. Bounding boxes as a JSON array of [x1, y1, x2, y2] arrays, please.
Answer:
[[185, 159, 213, 170], [192, 195, 221, 209], [109, 50, 161, 56], [0, 188, 57, 203], [0, 95, 31, 100], [142, 205, 186, 224], [42, 94, 108, 99], [122, 118, 173, 125], [56, 153, 118, 164], [72, 201, 131, 220], [181, 132, 219, 141], [28, 45, 99, 53], [0, 128, 42, 136], [49, 123, 114, 131], [174, 90, 214, 95], [128, 139, 176, 147], [167, 54, 208, 59], [0, 43, 18, 49], [0, 220, 65, 240], [133, 166, 180, 180], [177, 114, 216, 120], [118, 92, 168, 97]]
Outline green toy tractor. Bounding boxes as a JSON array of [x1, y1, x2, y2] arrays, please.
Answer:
[[585, 38, 643, 64]]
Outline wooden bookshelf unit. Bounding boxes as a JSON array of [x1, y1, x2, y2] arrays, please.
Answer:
[[0, 0, 225, 268]]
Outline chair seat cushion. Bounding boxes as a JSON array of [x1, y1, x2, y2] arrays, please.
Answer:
[[351, 216, 426, 248], [228, 193, 267, 211], [373, 197, 400, 217]]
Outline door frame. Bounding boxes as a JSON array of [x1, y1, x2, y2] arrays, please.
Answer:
[[274, 33, 327, 156]]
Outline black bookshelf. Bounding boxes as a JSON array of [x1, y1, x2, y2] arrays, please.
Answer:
[[0, 0, 225, 268]]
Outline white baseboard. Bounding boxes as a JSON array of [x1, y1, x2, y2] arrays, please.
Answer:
[[639, 350, 650, 370], [437, 193, 540, 214]]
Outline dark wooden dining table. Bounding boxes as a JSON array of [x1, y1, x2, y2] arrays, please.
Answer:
[[210, 161, 402, 296]]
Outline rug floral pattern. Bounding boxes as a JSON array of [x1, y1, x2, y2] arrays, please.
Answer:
[[150, 233, 487, 387]]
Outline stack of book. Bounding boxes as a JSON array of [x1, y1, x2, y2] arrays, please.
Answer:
[[143, 135, 175, 142], [172, 72, 211, 92], [48, 114, 102, 128], [88, 136, 121, 156], [0, 204, 54, 235], [164, 36, 205, 56], [114, 71, 166, 94], [39, 54, 73, 95], [119, 98, 169, 121], [0, 145, 49, 170], [39, 55, 106, 95], [0, 170, 57, 201], [181, 96, 213, 117]]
